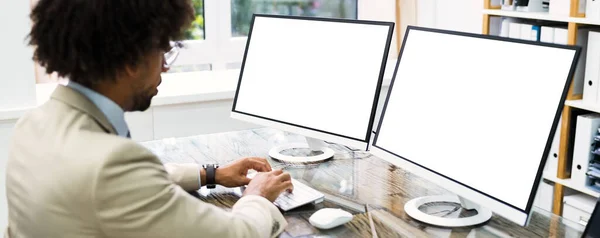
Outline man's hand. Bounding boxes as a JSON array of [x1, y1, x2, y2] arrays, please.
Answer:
[[243, 170, 294, 202], [215, 157, 272, 187]]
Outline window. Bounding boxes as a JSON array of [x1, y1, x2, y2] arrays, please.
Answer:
[[167, 0, 209, 73], [230, 0, 358, 37], [185, 0, 206, 40]]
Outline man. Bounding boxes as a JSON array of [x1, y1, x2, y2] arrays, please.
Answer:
[[5, 0, 293, 237]]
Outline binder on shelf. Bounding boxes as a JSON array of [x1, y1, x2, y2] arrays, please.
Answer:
[[519, 24, 541, 41], [520, 24, 534, 40], [500, 18, 518, 37], [553, 27, 569, 45], [532, 25, 541, 41], [509, 22, 522, 39], [489, 17, 503, 36], [545, 115, 562, 175], [540, 26, 555, 43], [491, 0, 503, 5], [574, 29, 590, 97], [516, 0, 548, 12], [572, 114, 600, 188], [501, 0, 516, 10], [587, 0, 600, 21], [580, 0, 588, 15], [585, 31, 600, 105], [554, 28, 589, 96], [534, 179, 554, 213]]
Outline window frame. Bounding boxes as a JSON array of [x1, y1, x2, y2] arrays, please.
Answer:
[[172, 0, 220, 68], [176, 0, 398, 71]]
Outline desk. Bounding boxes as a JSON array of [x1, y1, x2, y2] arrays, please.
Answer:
[[141, 128, 585, 237]]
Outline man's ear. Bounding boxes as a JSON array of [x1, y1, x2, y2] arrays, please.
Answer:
[[124, 62, 142, 79]]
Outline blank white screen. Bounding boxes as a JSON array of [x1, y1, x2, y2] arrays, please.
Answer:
[[234, 16, 391, 141], [375, 29, 576, 210]]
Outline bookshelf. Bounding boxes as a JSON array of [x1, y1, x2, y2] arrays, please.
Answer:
[[483, 9, 573, 22], [566, 100, 600, 113], [483, 9, 600, 26], [482, 0, 599, 217], [544, 173, 600, 198]]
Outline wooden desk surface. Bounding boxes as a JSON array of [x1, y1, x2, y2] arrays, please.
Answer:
[[141, 128, 585, 237]]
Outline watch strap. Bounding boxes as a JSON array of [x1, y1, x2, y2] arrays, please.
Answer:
[[204, 164, 217, 189]]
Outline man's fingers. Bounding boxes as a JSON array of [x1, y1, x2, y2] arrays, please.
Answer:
[[277, 180, 294, 193], [276, 171, 291, 182], [245, 157, 272, 171], [257, 157, 272, 171], [247, 158, 270, 172], [241, 177, 251, 185], [269, 169, 284, 176]]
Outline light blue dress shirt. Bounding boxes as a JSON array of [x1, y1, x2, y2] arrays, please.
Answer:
[[67, 81, 202, 188], [66, 81, 130, 138]]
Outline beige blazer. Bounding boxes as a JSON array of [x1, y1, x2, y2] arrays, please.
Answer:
[[4, 85, 286, 238]]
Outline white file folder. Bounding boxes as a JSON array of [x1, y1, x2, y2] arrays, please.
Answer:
[[550, 0, 571, 16], [500, 18, 518, 37], [545, 115, 562, 175], [574, 29, 589, 96], [554, 28, 588, 96], [553, 27, 568, 45], [585, 32, 600, 105], [489, 17, 503, 36], [534, 179, 554, 213], [540, 26, 555, 43], [572, 114, 600, 187], [509, 22, 521, 39], [587, 0, 600, 21], [520, 24, 533, 40]]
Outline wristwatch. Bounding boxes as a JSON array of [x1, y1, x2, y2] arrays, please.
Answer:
[[202, 164, 219, 189]]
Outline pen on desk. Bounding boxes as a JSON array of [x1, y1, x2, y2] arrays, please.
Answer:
[[365, 203, 379, 238]]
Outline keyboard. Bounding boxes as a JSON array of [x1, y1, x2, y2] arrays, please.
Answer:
[[273, 178, 325, 211], [240, 173, 325, 211]]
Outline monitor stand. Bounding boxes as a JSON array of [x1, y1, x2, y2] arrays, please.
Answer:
[[404, 195, 492, 227], [268, 137, 335, 163]]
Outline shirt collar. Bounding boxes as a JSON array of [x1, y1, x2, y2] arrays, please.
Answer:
[[66, 81, 129, 138]]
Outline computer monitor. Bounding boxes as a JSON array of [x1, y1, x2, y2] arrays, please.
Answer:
[[370, 26, 580, 227], [231, 14, 394, 163]]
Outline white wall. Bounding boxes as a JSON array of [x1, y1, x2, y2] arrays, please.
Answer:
[[416, 0, 483, 34], [0, 0, 37, 230], [0, 1, 37, 110], [124, 99, 260, 142], [0, 120, 16, 232]]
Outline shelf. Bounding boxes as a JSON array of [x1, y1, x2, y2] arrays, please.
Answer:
[[544, 173, 600, 198], [483, 9, 570, 22], [483, 9, 600, 26], [572, 17, 600, 26], [565, 100, 600, 114]]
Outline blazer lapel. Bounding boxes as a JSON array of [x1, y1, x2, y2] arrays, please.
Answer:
[[50, 85, 118, 135]]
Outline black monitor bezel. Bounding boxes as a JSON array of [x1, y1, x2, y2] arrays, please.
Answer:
[[232, 14, 395, 146], [372, 25, 581, 219]]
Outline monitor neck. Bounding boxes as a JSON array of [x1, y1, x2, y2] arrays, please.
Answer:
[[458, 196, 481, 211], [306, 137, 327, 152]]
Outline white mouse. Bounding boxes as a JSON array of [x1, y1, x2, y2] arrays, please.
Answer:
[[309, 208, 353, 229]]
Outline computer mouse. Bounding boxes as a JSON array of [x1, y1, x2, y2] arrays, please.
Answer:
[[309, 208, 353, 229]]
